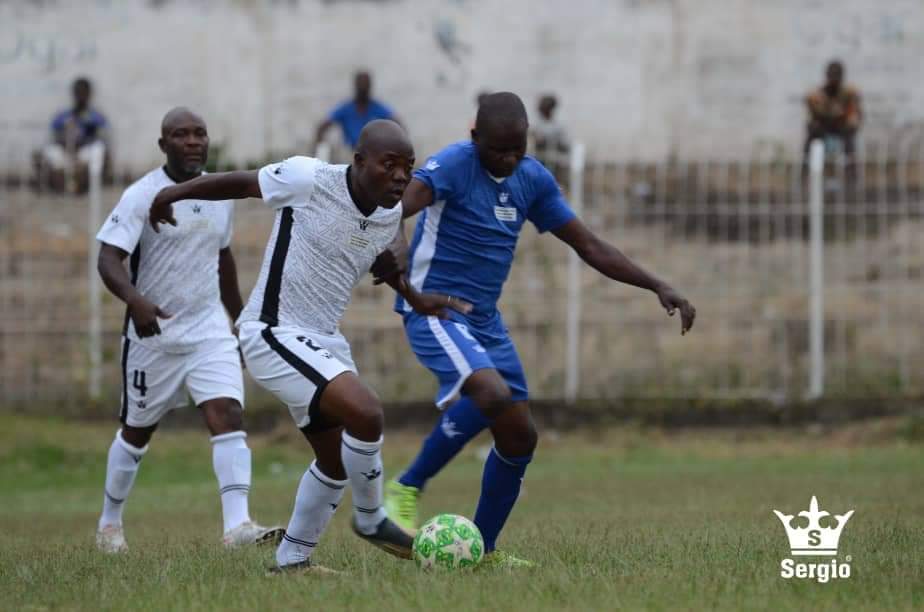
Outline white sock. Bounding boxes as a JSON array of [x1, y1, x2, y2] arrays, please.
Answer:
[[341, 432, 387, 534], [99, 429, 147, 529], [211, 431, 253, 533], [276, 461, 346, 567]]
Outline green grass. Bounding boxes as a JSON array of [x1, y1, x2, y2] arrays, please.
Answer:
[[1, 414, 922, 611]]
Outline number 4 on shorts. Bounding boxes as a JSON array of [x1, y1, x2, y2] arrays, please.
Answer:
[[132, 370, 148, 396]]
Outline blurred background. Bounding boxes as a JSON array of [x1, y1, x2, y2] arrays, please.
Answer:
[[2, 0, 923, 417]]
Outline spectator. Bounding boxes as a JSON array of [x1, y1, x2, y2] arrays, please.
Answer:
[[531, 94, 570, 172], [804, 60, 862, 157], [35, 77, 110, 192], [313, 70, 400, 154]]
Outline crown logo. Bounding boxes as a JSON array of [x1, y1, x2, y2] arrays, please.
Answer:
[[773, 496, 853, 556]]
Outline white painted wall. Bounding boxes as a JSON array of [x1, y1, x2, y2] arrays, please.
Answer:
[[2, 0, 923, 170]]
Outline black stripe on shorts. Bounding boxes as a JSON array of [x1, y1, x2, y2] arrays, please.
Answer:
[[119, 337, 131, 424], [261, 326, 329, 422]]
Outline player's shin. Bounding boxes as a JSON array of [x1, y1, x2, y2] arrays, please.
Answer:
[[99, 429, 147, 529], [341, 432, 387, 533], [211, 431, 253, 533], [398, 396, 489, 490], [277, 460, 345, 567], [473, 447, 532, 552]]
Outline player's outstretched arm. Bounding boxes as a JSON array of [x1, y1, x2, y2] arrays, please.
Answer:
[[149, 170, 261, 231], [382, 273, 471, 319], [552, 218, 696, 334], [97, 243, 172, 337]]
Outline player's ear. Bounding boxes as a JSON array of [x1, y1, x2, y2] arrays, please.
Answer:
[[470, 128, 478, 143], [353, 150, 365, 169], [157, 137, 167, 154]]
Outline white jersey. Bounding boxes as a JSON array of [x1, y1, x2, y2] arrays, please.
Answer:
[[237, 156, 401, 334], [96, 167, 235, 353]]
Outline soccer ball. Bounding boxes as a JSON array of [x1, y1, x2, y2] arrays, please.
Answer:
[[412, 514, 484, 570]]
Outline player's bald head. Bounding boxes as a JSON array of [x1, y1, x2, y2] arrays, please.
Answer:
[[158, 106, 209, 179], [161, 107, 206, 136], [352, 119, 415, 209], [355, 119, 413, 159], [475, 92, 528, 134]]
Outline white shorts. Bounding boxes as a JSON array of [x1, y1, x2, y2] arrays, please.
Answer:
[[42, 141, 105, 170], [238, 322, 356, 430], [119, 336, 244, 428]]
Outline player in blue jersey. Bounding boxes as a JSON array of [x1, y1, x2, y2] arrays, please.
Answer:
[[376, 93, 696, 567]]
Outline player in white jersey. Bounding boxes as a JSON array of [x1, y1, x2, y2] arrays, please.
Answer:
[[94, 108, 283, 553], [149, 120, 470, 573]]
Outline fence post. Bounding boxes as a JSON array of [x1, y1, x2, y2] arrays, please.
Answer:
[[87, 144, 105, 399], [315, 142, 332, 163], [807, 139, 825, 400], [565, 143, 586, 404]]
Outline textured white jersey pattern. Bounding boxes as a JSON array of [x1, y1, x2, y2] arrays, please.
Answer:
[[237, 156, 401, 334], [96, 167, 235, 353]]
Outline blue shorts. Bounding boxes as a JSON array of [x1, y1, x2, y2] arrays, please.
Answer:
[[403, 312, 529, 408]]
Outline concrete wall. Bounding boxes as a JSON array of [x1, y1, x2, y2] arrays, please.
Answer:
[[2, 0, 923, 170]]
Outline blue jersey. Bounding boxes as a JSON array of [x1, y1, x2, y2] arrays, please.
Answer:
[[329, 99, 394, 149], [396, 141, 575, 325]]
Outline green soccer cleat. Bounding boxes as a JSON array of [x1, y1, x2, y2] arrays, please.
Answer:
[[384, 480, 420, 534], [479, 550, 536, 570]]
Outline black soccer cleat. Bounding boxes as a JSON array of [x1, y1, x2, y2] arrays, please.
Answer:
[[266, 559, 342, 576], [351, 516, 414, 560]]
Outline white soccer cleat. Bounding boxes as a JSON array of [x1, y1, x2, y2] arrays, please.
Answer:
[[96, 524, 128, 554], [222, 521, 285, 548]]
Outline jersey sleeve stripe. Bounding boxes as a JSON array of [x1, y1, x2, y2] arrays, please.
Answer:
[[405, 201, 447, 312], [259, 207, 294, 327]]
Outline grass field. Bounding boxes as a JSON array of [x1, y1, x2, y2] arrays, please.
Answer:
[[1, 413, 922, 611]]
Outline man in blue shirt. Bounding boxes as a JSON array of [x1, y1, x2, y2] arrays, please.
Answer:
[[36, 77, 110, 192], [377, 92, 696, 567], [314, 71, 399, 152]]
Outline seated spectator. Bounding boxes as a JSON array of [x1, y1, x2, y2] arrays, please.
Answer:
[[34, 77, 110, 193], [313, 70, 400, 155], [804, 60, 862, 157], [531, 94, 570, 173]]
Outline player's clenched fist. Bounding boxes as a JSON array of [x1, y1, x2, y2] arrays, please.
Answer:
[[127, 294, 172, 337], [149, 187, 178, 231]]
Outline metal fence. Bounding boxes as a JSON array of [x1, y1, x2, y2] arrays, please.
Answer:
[[2, 144, 922, 409]]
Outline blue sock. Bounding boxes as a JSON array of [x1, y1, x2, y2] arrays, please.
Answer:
[[398, 396, 490, 490], [473, 448, 532, 552]]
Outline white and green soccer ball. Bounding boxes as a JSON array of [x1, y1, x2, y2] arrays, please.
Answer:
[[412, 514, 484, 570]]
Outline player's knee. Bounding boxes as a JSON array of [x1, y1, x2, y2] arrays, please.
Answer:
[[201, 399, 243, 434], [121, 424, 156, 448], [496, 419, 537, 457], [471, 383, 514, 421], [522, 419, 538, 455], [341, 394, 384, 441]]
